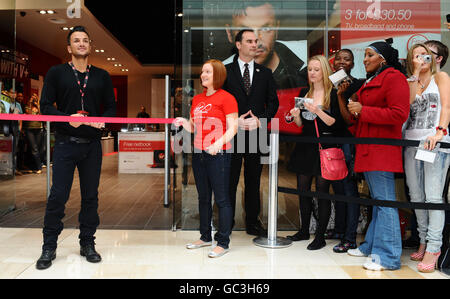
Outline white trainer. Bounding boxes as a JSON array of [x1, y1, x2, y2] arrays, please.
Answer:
[[363, 261, 385, 271], [347, 248, 368, 257]]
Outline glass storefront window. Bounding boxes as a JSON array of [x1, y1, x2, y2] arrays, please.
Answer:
[[0, 0, 17, 216], [179, 0, 450, 231]]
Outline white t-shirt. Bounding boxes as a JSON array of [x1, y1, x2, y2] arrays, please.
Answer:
[[404, 76, 450, 153]]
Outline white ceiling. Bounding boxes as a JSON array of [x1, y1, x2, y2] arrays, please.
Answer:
[[14, 0, 173, 76]]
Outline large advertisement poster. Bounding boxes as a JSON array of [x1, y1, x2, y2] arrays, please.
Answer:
[[341, 0, 442, 78], [185, 0, 311, 134]]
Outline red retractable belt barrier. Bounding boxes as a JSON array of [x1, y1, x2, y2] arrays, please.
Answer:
[[0, 113, 175, 124]]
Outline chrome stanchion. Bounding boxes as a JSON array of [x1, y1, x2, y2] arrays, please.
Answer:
[[46, 121, 51, 198], [253, 132, 292, 248], [164, 75, 170, 208]]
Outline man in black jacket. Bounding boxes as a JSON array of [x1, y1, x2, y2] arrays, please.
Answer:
[[36, 26, 116, 270], [223, 29, 279, 236]]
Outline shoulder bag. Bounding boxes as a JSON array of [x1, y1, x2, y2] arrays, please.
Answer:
[[314, 119, 348, 181]]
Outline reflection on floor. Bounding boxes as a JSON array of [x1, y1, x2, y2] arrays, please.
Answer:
[[0, 228, 447, 279], [0, 153, 178, 230]]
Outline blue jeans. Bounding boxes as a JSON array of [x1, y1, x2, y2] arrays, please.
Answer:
[[404, 147, 450, 253], [359, 171, 402, 270], [192, 151, 233, 249], [331, 144, 360, 243]]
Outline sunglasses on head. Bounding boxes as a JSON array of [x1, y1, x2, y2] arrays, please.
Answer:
[[429, 49, 440, 57]]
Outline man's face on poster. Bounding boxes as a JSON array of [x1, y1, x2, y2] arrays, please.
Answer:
[[227, 3, 279, 66]]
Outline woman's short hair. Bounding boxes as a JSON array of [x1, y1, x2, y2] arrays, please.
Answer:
[[406, 43, 437, 76], [204, 59, 227, 90]]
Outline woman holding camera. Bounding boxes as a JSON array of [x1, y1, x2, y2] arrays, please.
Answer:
[[287, 55, 347, 250], [23, 93, 43, 174], [404, 43, 450, 273]]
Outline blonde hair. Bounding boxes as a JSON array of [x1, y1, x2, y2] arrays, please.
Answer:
[[406, 43, 437, 76], [305, 55, 333, 110]]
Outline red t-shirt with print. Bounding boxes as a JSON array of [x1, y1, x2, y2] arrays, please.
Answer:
[[190, 89, 238, 151]]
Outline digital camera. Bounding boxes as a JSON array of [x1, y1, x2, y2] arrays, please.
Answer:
[[421, 54, 432, 64]]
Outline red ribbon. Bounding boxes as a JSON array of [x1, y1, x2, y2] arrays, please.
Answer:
[[0, 113, 175, 124]]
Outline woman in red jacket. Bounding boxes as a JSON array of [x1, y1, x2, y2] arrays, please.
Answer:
[[346, 42, 410, 271]]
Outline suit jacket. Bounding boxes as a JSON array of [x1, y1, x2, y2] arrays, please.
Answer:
[[223, 59, 279, 123]]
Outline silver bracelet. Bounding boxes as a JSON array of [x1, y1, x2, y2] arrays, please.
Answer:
[[407, 75, 419, 82]]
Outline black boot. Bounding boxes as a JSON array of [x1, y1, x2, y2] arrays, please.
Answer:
[[287, 229, 310, 241], [307, 236, 326, 250], [36, 249, 56, 270], [80, 244, 102, 263]]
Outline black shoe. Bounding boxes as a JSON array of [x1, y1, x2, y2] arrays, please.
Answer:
[[246, 222, 267, 236], [307, 237, 326, 251], [36, 249, 56, 270], [286, 230, 310, 241], [80, 244, 102, 263], [333, 240, 357, 253], [324, 230, 344, 240], [402, 236, 420, 249]]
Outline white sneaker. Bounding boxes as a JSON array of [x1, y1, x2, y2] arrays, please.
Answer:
[[347, 248, 368, 257], [363, 261, 385, 271]]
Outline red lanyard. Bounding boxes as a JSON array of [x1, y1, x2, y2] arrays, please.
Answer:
[[69, 61, 91, 114]]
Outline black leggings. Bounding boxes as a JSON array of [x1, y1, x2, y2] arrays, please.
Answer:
[[297, 174, 331, 238]]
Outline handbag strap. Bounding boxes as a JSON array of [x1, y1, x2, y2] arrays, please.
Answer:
[[314, 119, 323, 150]]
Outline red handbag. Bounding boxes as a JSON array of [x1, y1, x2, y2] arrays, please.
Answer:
[[314, 119, 348, 181]]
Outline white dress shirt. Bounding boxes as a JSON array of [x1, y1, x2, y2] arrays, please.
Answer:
[[237, 58, 255, 85]]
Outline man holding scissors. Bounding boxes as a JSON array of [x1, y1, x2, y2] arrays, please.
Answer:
[[36, 26, 116, 270]]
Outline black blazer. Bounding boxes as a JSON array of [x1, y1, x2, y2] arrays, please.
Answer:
[[223, 59, 279, 123]]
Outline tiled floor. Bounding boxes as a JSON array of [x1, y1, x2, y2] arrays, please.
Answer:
[[0, 228, 448, 279]]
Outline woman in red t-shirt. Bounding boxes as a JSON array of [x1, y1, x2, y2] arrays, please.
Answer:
[[174, 59, 238, 258]]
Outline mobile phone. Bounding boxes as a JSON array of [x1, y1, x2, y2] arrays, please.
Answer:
[[447, 13, 450, 23], [294, 97, 313, 110]]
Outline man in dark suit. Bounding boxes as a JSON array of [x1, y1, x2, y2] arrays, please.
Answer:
[[223, 29, 279, 236]]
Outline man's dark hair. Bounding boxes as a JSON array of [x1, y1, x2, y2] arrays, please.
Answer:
[[231, 1, 279, 21], [67, 26, 90, 45], [235, 29, 254, 43], [424, 40, 449, 68]]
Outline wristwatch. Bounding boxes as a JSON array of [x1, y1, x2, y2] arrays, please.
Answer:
[[407, 75, 419, 82]]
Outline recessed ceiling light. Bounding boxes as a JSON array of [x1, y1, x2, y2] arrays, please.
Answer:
[[48, 18, 66, 24], [47, 10, 55, 14], [39, 10, 46, 14]]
